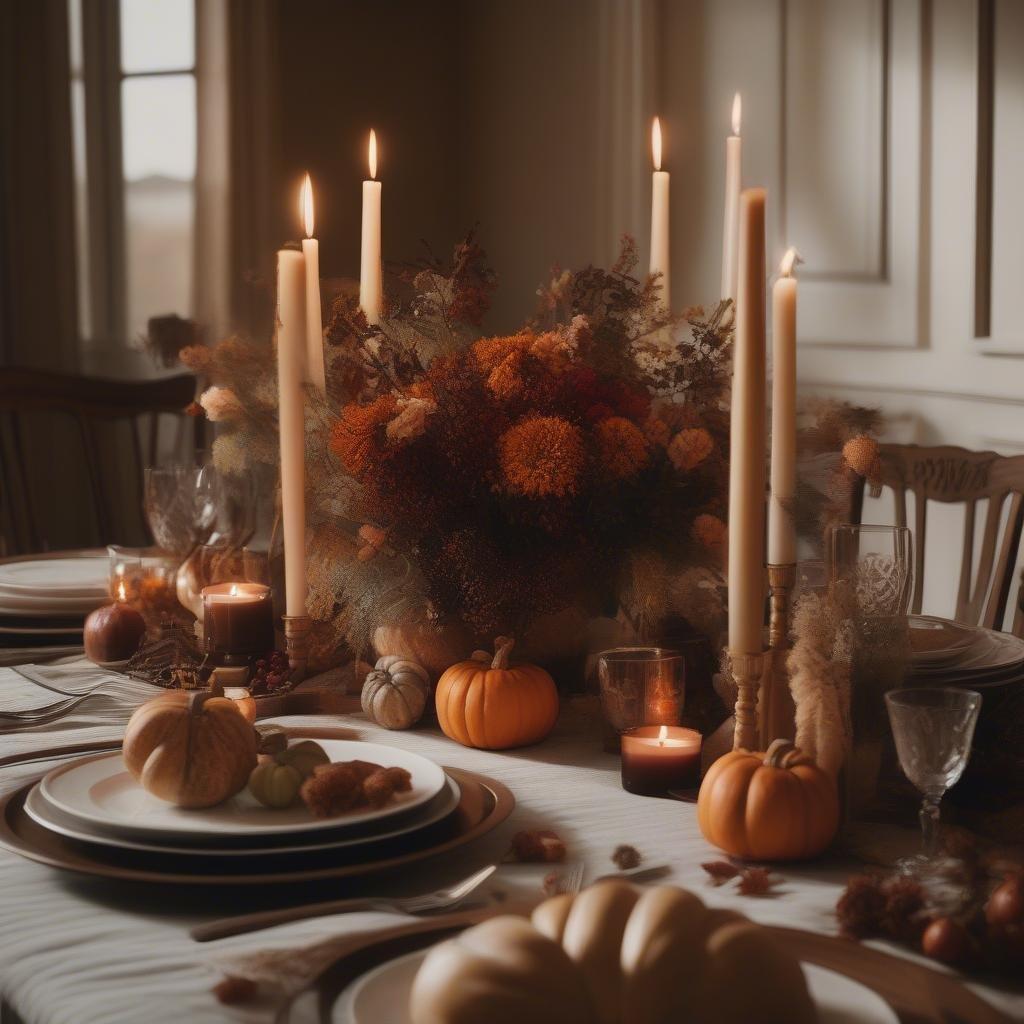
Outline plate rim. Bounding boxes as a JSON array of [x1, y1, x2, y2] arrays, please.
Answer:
[[24, 775, 462, 857], [39, 740, 449, 840]]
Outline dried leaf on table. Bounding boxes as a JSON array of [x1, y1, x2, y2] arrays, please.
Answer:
[[737, 867, 778, 896], [701, 860, 740, 886], [612, 844, 641, 870], [211, 975, 257, 1005], [509, 829, 566, 863]]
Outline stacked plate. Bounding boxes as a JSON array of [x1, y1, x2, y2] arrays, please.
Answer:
[[0, 737, 514, 887], [0, 553, 110, 643], [907, 614, 1024, 687]]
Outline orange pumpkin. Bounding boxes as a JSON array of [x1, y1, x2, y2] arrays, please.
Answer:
[[123, 688, 257, 808], [435, 636, 559, 750], [697, 739, 839, 861]]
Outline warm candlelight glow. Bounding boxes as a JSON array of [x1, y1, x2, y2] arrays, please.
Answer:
[[368, 129, 378, 181], [651, 117, 663, 172], [658, 724, 668, 747], [301, 173, 314, 238], [116, 579, 126, 602], [731, 92, 742, 136], [229, 584, 238, 597], [779, 246, 800, 278]]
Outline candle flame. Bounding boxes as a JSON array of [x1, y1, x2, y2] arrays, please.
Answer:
[[651, 117, 663, 172], [779, 246, 801, 277], [658, 724, 668, 747], [229, 584, 238, 597], [731, 92, 742, 136], [368, 129, 377, 181], [117, 580, 126, 602], [300, 173, 314, 238]]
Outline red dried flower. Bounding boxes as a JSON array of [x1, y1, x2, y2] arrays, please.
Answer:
[[594, 416, 649, 480]]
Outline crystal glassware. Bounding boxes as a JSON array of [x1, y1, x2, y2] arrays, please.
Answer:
[[885, 687, 981, 875], [830, 523, 913, 618], [597, 647, 685, 752], [143, 464, 220, 557]]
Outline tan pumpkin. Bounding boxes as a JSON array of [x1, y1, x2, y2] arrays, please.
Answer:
[[697, 738, 839, 861], [123, 689, 257, 808], [435, 636, 559, 750], [410, 882, 816, 1024], [373, 619, 473, 680], [361, 655, 430, 729]]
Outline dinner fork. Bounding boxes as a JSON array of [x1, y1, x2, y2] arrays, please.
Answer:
[[191, 863, 500, 942], [0, 683, 121, 724]]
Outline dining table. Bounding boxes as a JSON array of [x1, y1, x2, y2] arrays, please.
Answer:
[[1, 655, 1023, 1024]]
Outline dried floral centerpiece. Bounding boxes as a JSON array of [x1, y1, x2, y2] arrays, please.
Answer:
[[183, 236, 734, 673]]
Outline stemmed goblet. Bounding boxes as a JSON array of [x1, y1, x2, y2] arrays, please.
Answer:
[[885, 687, 981, 876]]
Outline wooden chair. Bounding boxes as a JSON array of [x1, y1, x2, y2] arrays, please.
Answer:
[[0, 368, 203, 554], [850, 443, 1024, 636]]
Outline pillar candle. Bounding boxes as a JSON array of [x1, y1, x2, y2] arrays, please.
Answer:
[[768, 248, 799, 565], [649, 117, 670, 311], [721, 93, 742, 305], [359, 129, 383, 325], [300, 173, 326, 393], [727, 188, 767, 654], [202, 582, 274, 655], [276, 249, 308, 617], [620, 725, 702, 795]]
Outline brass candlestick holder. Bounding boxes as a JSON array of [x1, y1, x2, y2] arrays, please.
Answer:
[[765, 563, 798, 743], [282, 614, 312, 683], [730, 651, 768, 751]]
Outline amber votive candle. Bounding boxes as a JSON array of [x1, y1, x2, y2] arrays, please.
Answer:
[[620, 725, 702, 796], [202, 582, 274, 656]]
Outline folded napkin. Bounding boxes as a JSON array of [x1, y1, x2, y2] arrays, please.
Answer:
[[0, 661, 161, 717]]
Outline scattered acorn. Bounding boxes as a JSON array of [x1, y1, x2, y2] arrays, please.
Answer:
[[921, 917, 971, 966]]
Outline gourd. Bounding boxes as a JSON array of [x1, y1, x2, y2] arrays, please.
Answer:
[[697, 738, 839, 861], [248, 760, 303, 808], [373, 619, 473, 680], [361, 655, 430, 730], [276, 739, 330, 777], [83, 602, 146, 664], [123, 689, 257, 808], [435, 636, 559, 750], [409, 882, 817, 1024]]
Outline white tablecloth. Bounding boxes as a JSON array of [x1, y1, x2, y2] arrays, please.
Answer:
[[1, 661, 1021, 1024]]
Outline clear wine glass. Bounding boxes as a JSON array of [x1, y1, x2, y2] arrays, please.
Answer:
[[143, 464, 220, 557], [830, 524, 913, 617], [885, 687, 981, 876]]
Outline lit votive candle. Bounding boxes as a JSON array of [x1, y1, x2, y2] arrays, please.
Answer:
[[621, 725, 702, 796], [202, 583, 274, 657]]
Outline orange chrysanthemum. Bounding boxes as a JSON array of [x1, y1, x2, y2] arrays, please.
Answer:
[[842, 435, 880, 479], [642, 415, 672, 448], [499, 415, 584, 498], [691, 513, 727, 552], [486, 350, 525, 402], [595, 416, 649, 480], [668, 427, 714, 472], [329, 394, 397, 478], [471, 332, 533, 374]]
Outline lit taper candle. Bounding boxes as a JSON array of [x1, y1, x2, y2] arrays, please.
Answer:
[[721, 93, 742, 306], [300, 174, 326, 393], [649, 116, 670, 311], [359, 129, 383, 325]]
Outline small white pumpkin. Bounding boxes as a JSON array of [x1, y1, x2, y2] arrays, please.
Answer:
[[361, 655, 430, 729]]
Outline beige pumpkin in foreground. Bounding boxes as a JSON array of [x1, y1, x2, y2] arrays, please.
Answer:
[[410, 882, 817, 1024], [123, 689, 257, 808], [361, 655, 430, 729]]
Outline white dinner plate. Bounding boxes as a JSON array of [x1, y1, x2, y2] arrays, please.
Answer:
[[335, 950, 898, 1024], [0, 555, 109, 596], [908, 615, 980, 666], [39, 740, 447, 842], [24, 775, 461, 857], [0, 593, 106, 616], [0, 623, 83, 636]]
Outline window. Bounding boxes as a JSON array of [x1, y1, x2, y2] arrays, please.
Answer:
[[68, 0, 197, 367]]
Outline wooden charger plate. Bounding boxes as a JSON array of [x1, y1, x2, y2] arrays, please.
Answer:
[[272, 908, 1013, 1024], [0, 765, 513, 887]]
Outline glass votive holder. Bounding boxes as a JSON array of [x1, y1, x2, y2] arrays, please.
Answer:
[[201, 582, 274, 663], [597, 647, 685, 752], [107, 545, 180, 625], [620, 725, 703, 796]]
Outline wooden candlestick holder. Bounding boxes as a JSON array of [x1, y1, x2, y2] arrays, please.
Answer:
[[282, 614, 312, 683], [765, 563, 798, 743], [730, 651, 768, 751]]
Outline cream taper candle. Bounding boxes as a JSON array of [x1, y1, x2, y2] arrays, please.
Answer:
[[727, 187, 767, 654], [300, 173, 326, 393], [649, 117, 670, 311], [359, 129, 383, 325], [276, 249, 308, 617], [721, 93, 742, 305], [768, 247, 799, 566]]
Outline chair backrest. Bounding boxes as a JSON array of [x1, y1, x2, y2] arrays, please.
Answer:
[[0, 367, 203, 554], [849, 443, 1024, 636]]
